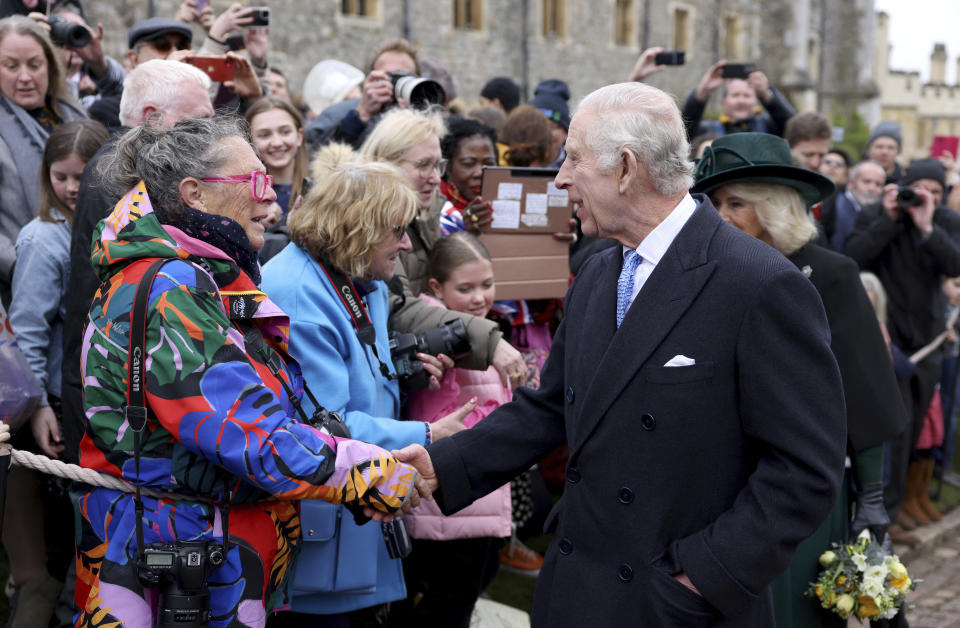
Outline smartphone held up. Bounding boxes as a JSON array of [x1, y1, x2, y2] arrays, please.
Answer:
[[187, 56, 235, 82]]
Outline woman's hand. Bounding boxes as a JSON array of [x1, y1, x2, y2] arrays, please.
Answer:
[[428, 396, 477, 440], [30, 406, 63, 459], [628, 46, 666, 82], [208, 3, 253, 42], [695, 60, 727, 101], [492, 339, 527, 389], [418, 352, 454, 390], [263, 202, 283, 227], [224, 51, 262, 101], [462, 196, 493, 233]]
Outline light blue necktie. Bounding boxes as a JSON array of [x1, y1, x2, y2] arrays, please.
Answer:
[[617, 250, 642, 327]]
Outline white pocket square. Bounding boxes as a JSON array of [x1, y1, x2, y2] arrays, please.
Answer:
[[664, 354, 696, 367]]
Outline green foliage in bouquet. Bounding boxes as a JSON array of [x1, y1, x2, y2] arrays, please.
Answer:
[[806, 530, 917, 622]]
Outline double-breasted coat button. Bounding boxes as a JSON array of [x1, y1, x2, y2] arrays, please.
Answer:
[[617, 487, 634, 504], [565, 386, 575, 403], [640, 413, 656, 430], [566, 467, 581, 484], [618, 563, 634, 582], [558, 538, 574, 555]]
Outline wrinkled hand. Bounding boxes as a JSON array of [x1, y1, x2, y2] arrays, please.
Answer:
[[695, 60, 727, 101], [462, 197, 493, 232], [362, 463, 425, 521], [553, 217, 579, 243], [419, 352, 454, 390], [393, 444, 439, 497], [357, 70, 395, 123], [747, 71, 771, 102], [428, 397, 476, 440], [224, 51, 262, 100], [245, 27, 269, 68], [850, 482, 890, 540], [30, 405, 63, 459], [628, 46, 666, 82], [492, 339, 527, 389], [263, 202, 283, 227], [881, 183, 900, 222], [26, 11, 50, 32], [209, 3, 253, 42], [906, 187, 936, 235], [0, 421, 10, 444]]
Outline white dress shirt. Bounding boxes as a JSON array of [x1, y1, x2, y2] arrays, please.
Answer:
[[621, 193, 698, 308]]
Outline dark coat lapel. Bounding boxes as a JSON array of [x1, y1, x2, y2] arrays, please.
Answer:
[[571, 202, 721, 453]]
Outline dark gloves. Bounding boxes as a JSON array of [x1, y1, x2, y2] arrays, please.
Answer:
[[850, 481, 890, 540]]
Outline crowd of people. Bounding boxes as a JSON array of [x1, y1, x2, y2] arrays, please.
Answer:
[[0, 1, 958, 627]]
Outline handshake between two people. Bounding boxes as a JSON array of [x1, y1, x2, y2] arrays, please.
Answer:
[[361, 398, 475, 521]]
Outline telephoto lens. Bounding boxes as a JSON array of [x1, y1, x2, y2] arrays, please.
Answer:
[[896, 187, 924, 211], [387, 71, 446, 108], [48, 16, 91, 48]]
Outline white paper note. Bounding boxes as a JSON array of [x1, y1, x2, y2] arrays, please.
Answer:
[[497, 182, 523, 200], [521, 213, 549, 227], [525, 193, 548, 214], [546, 182, 566, 196], [548, 195, 569, 207], [491, 200, 521, 229]]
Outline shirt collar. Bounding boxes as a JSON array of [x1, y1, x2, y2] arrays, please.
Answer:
[[843, 188, 862, 211], [623, 193, 698, 264]]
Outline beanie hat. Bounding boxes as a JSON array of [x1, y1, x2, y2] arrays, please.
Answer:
[[480, 77, 521, 112], [902, 158, 946, 189], [867, 121, 902, 150], [530, 79, 571, 130]]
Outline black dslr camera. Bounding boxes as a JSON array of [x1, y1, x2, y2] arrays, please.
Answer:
[[138, 541, 224, 627], [386, 71, 446, 109], [897, 186, 925, 211], [47, 15, 90, 48], [389, 319, 471, 390]]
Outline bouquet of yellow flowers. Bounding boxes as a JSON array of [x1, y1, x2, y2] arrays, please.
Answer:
[[806, 529, 917, 621]]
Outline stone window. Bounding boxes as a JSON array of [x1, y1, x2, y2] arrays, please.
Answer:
[[454, 0, 483, 30], [341, 0, 376, 17], [543, 0, 565, 38], [672, 7, 690, 51], [722, 14, 740, 59], [614, 0, 633, 46]]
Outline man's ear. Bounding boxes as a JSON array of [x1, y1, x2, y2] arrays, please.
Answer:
[[427, 278, 443, 299], [618, 147, 639, 194], [179, 178, 205, 211], [125, 49, 138, 69]]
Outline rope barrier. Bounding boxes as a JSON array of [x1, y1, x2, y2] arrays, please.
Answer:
[[0, 444, 201, 502]]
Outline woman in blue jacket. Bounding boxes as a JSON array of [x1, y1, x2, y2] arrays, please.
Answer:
[[262, 144, 473, 626]]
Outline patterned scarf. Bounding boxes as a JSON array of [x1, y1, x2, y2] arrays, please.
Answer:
[[155, 203, 262, 285], [440, 179, 469, 211]]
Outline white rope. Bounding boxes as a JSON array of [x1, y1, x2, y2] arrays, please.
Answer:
[[0, 444, 197, 502]]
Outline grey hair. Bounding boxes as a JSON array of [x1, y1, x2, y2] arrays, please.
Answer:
[[720, 182, 817, 255], [98, 117, 248, 223], [849, 160, 885, 182], [859, 271, 887, 327], [577, 82, 693, 197], [119, 59, 211, 126]]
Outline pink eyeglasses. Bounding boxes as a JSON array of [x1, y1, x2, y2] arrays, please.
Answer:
[[200, 171, 274, 201]]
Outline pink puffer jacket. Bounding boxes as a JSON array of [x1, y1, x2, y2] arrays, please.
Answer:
[[403, 297, 513, 540]]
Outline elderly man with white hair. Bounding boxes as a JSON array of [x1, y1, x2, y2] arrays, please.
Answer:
[[393, 81, 846, 626], [60, 59, 216, 465]]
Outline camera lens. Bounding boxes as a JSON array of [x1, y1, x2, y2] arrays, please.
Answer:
[[389, 73, 446, 108], [208, 547, 224, 567], [48, 16, 91, 48], [896, 187, 923, 209]]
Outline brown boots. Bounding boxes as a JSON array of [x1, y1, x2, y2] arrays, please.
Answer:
[[901, 459, 943, 525]]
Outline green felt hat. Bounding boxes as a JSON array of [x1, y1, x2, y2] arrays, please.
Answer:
[[691, 133, 835, 207]]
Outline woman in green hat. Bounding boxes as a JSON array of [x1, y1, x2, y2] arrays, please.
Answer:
[[692, 133, 908, 627]]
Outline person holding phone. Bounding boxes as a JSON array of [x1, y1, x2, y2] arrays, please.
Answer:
[[681, 59, 795, 142]]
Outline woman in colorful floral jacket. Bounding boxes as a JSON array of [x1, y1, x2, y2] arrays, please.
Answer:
[[73, 117, 418, 628]]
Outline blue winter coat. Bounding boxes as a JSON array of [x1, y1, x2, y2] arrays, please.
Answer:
[[262, 242, 428, 614]]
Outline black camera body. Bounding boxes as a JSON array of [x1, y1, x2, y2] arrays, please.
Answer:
[[48, 15, 90, 48], [897, 186, 924, 211], [138, 541, 224, 627], [654, 50, 685, 65], [389, 319, 471, 390], [721, 63, 756, 79], [381, 518, 413, 559], [308, 407, 350, 438], [387, 71, 446, 109]]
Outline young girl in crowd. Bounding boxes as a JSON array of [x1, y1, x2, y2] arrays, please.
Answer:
[[393, 232, 513, 628], [245, 97, 310, 261], [6, 119, 108, 624]]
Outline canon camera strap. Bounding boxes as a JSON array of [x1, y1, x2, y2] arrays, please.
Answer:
[[315, 258, 396, 380]]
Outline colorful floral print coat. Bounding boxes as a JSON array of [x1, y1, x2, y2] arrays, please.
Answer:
[[72, 182, 416, 627]]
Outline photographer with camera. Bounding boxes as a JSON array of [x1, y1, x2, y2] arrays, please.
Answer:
[[681, 59, 795, 141], [846, 157, 960, 545], [261, 143, 475, 626]]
